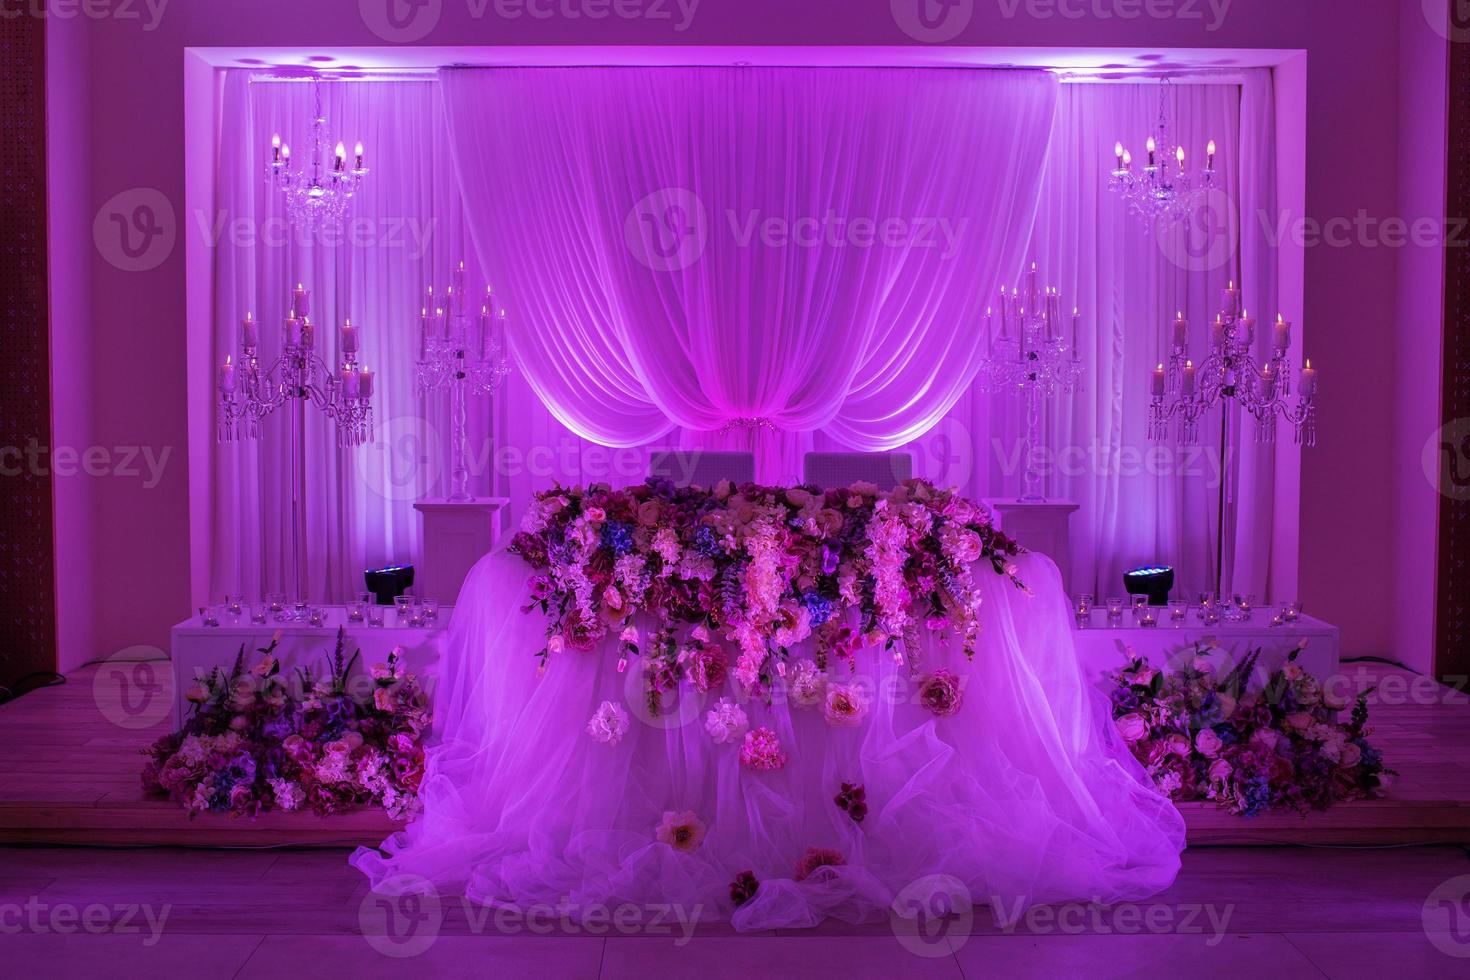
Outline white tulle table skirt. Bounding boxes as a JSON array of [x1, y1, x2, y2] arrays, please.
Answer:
[[352, 547, 1184, 930]]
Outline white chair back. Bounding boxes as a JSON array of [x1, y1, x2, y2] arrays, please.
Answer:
[[803, 452, 913, 490], [648, 450, 756, 488]]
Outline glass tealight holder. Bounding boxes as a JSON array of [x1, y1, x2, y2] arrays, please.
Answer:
[[1283, 600, 1302, 623], [367, 603, 386, 628], [224, 594, 244, 618], [347, 599, 366, 624], [1105, 596, 1125, 626], [1168, 599, 1189, 625], [308, 607, 327, 628], [267, 592, 286, 614], [199, 605, 220, 628], [1201, 604, 1221, 627], [250, 603, 269, 625], [1195, 592, 1217, 622], [422, 598, 440, 623], [1137, 606, 1158, 629], [394, 595, 415, 626], [1233, 593, 1257, 622], [1074, 594, 1094, 630]]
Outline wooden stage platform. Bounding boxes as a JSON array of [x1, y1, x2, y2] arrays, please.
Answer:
[[1, 661, 1466, 848]]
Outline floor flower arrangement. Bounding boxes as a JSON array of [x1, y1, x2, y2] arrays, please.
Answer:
[[1107, 644, 1393, 816], [513, 478, 1026, 712], [142, 628, 431, 820]]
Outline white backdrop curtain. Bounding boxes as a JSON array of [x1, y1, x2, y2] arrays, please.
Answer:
[[439, 67, 1059, 482]]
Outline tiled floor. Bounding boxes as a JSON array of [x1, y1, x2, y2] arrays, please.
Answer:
[[2, 844, 1468, 978]]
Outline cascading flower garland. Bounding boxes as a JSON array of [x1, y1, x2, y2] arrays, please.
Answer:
[[1106, 645, 1393, 817], [142, 629, 431, 820], [513, 478, 1026, 710]]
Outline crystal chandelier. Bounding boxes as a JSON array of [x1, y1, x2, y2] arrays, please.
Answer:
[[266, 79, 368, 233], [1108, 78, 1217, 230]]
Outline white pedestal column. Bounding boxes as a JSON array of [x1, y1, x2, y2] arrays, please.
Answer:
[[413, 497, 509, 604], [982, 498, 1079, 594]]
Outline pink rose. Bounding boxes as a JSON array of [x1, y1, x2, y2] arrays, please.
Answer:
[[1164, 734, 1192, 757], [1195, 729, 1223, 758], [1116, 713, 1149, 742]]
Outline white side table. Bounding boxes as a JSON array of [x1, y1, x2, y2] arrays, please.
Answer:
[[414, 497, 508, 605], [982, 498, 1079, 594]]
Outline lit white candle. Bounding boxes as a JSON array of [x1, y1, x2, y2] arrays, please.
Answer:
[[1300, 359, 1317, 398], [354, 141, 364, 171], [1273, 314, 1291, 352], [287, 316, 302, 348], [1115, 141, 1125, 170], [293, 283, 309, 318], [454, 260, 466, 296], [418, 308, 429, 359], [1176, 145, 1186, 171], [1146, 136, 1156, 167], [242, 312, 258, 350], [219, 355, 236, 394], [1221, 281, 1239, 316], [1122, 149, 1132, 171], [1071, 307, 1080, 358], [341, 365, 360, 398], [1207, 139, 1217, 170], [479, 305, 492, 360], [1240, 309, 1256, 347], [340, 318, 359, 355], [1210, 316, 1225, 349], [1182, 359, 1197, 397], [1151, 363, 1166, 398], [1172, 311, 1187, 350], [1026, 262, 1038, 314], [1260, 363, 1276, 400], [334, 141, 346, 172], [359, 367, 374, 399], [984, 307, 994, 356], [271, 133, 281, 162]]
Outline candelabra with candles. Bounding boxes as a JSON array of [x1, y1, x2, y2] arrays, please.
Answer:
[[266, 79, 368, 234], [1147, 281, 1319, 592], [217, 285, 375, 604], [1147, 282, 1318, 447], [977, 263, 1085, 502], [415, 261, 513, 502], [1107, 77, 1217, 230]]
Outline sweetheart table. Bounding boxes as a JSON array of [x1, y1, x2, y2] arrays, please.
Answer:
[[353, 480, 1185, 931]]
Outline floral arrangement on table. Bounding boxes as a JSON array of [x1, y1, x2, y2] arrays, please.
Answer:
[[513, 477, 1026, 719], [141, 629, 431, 820], [1107, 644, 1393, 817]]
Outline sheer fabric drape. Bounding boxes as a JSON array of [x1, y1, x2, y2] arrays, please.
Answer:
[[440, 67, 1059, 481]]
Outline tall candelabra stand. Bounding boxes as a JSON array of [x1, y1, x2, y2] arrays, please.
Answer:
[[977, 263, 1084, 502], [217, 286, 375, 604], [415, 261, 512, 502], [1147, 282, 1319, 591]]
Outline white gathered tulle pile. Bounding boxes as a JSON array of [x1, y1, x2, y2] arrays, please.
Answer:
[[352, 547, 1184, 929]]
